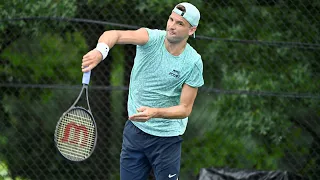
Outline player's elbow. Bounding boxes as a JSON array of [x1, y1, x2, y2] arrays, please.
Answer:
[[186, 108, 193, 117], [181, 105, 193, 118]]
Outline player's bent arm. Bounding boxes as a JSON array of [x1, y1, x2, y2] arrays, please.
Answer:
[[98, 28, 149, 48], [81, 28, 149, 72], [154, 84, 198, 119], [128, 84, 198, 121]]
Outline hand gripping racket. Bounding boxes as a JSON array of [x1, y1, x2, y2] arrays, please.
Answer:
[[54, 71, 97, 161]]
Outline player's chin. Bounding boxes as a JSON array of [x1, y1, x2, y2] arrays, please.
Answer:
[[166, 36, 180, 44]]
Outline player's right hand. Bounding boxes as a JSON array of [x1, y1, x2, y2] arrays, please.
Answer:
[[81, 49, 103, 72]]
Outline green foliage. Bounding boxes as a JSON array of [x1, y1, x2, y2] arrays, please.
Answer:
[[181, 122, 312, 178], [181, 132, 280, 173], [0, 32, 87, 179], [195, 4, 319, 142], [0, 0, 77, 50], [0, 161, 30, 180], [0, 0, 319, 179], [1, 32, 86, 84], [184, 1, 319, 178], [0, 0, 76, 19]]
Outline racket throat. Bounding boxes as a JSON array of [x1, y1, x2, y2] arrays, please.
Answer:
[[70, 85, 91, 111]]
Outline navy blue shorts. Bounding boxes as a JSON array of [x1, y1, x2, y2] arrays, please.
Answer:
[[120, 120, 182, 180]]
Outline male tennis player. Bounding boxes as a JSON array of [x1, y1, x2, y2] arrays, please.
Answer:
[[82, 2, 203, 180]]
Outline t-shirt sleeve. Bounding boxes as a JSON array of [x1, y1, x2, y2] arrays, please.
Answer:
[[185, 58, 204, 88], [139, 28, 161, 49]]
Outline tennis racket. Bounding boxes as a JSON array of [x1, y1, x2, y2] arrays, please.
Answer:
[[54, 71, 97, 161]]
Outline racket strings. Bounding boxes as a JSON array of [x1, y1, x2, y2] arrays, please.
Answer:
[[56, 109, 96, 161]]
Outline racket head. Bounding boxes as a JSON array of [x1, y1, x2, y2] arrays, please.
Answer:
[[54, 107, 97, 161]]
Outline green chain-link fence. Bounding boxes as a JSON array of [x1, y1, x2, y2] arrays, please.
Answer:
[[1, 0, 319, 180]]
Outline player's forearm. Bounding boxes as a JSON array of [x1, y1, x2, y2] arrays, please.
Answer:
[[98, 28, 148, 48], [154, 105, 192, 119], [98, 30, 120, 49]]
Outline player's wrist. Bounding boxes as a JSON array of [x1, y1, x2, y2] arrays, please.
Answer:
[[95, 43, 109, 61], [153, 108, 161, 118]]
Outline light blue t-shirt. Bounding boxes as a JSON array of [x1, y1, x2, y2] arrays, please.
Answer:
[[128, 28, 204, 137]]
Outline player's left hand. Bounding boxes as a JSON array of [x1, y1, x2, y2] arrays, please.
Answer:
[[129, 106, 157, 122]]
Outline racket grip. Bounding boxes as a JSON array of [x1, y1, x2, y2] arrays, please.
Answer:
[[82, 71, 91, 85]]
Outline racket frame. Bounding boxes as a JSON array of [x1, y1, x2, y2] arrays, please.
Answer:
[[54, 82, 98, 162]]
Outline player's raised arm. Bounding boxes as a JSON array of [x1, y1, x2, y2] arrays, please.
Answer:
[[99, 28, 149, 47], [82, 28, 149, 72]]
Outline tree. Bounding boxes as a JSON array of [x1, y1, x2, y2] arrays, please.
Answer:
[[1, 0, 319, 179], [181, 1, 319, 178]]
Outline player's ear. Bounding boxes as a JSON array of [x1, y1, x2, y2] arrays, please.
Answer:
[[188, 26, 197, 36]]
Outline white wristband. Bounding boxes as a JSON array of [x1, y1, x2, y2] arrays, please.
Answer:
[[95, 43, 109, 60]]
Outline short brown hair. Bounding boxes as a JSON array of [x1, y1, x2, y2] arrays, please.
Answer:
[[176, 5, 186, 15]]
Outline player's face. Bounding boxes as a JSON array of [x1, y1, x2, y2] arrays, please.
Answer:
[[166, 12, 194, 43]]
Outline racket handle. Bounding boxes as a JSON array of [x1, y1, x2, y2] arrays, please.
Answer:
[[82, 71, 91, 85]]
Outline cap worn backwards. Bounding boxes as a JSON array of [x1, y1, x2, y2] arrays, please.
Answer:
[[172, 2, 200, 38]]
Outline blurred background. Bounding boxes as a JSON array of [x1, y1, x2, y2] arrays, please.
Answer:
[[0, 0, 319, 180]]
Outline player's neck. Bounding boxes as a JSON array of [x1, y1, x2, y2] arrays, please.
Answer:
[[164, 39, 187, 56]]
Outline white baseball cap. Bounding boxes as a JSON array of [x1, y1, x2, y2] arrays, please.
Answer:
[[172, 2, 200, 38]]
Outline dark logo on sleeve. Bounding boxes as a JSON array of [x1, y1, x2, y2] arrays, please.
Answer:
[[169, 69, 180, 78]]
